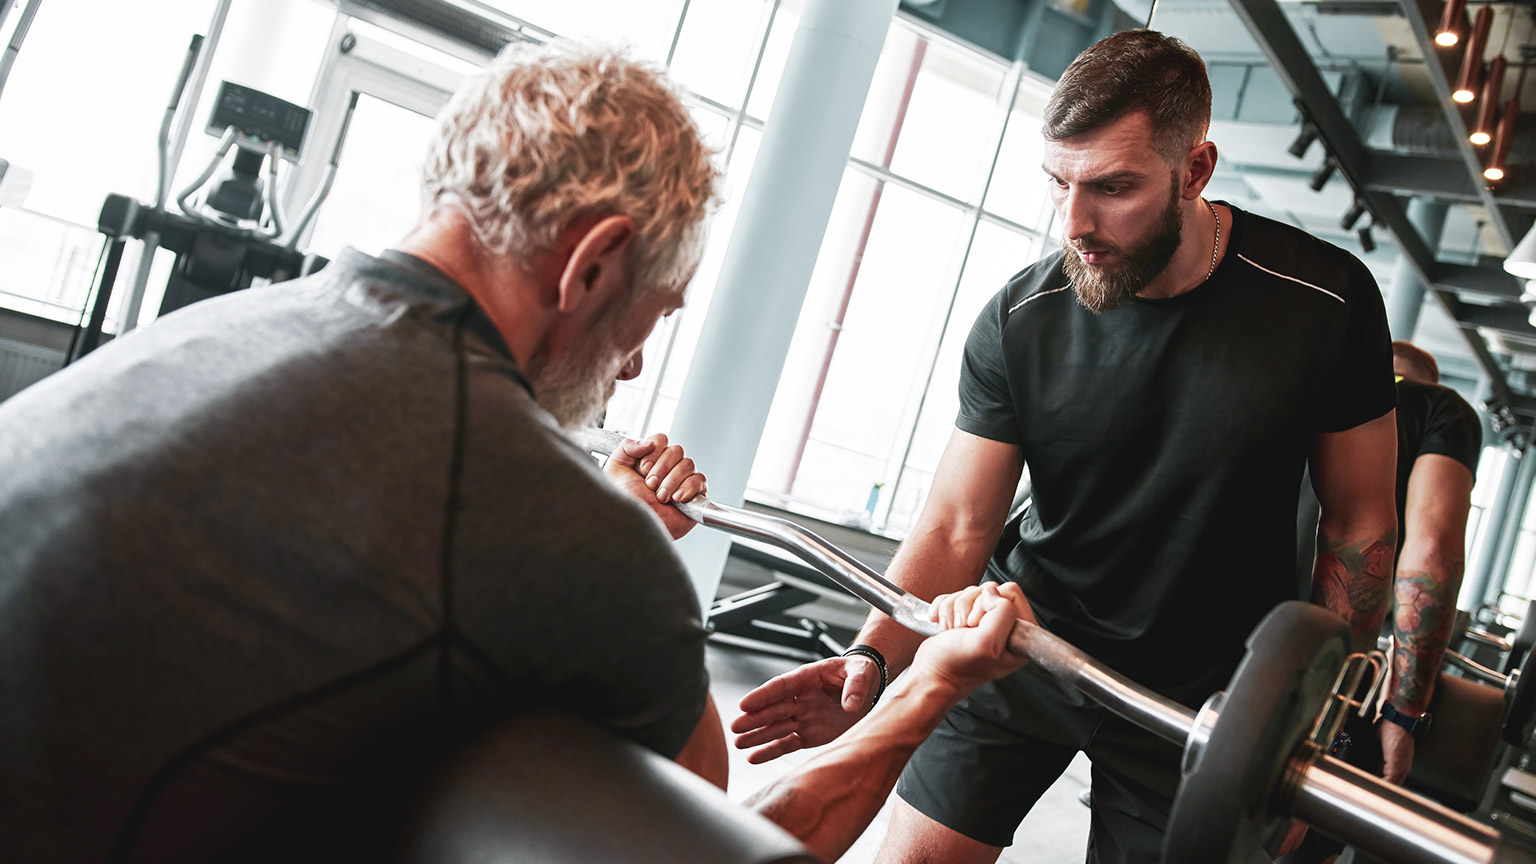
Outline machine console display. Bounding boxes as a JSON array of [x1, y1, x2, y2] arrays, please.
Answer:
[[205, 82, 311, 159]]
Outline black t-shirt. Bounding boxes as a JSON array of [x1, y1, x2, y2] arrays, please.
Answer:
[[1395, 378, 1482, 541], [960, 205, 1394, 695], [1294, 380, 1483, 592]]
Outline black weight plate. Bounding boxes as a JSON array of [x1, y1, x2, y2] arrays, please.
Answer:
[[1164, 601, 1352, 864], [1502, 642, 1536, 746]]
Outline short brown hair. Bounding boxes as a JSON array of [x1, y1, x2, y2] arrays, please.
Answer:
[[1043, 29, 1212, 163], [1392, 341, 1440, 384]]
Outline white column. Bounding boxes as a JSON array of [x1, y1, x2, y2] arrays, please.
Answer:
[[1466, 444, 1524, 610], [668, 0, 900, 611], [1486, 443, 1536, 609], [1384, 198, 1448, 341]]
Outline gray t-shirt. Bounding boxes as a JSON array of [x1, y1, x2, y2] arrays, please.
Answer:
[[0, 249, 709, 863]]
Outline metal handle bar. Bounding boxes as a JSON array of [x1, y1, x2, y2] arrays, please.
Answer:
[[1466, 627, 1514, 653], [582, 429, 1515, 864], [0, 0, 41, 104], [157, 35, 203, 210], [1447, 649, 1513, 688], [286, 90, 358, 249], [1293, 756, 1502, 864]]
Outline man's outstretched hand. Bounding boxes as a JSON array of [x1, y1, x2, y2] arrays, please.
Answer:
[[731, 654, 883, 764], [731, 582, 1034, 764]]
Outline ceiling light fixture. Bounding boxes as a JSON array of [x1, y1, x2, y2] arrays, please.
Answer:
[[1484, 95, 1517, 181], [1452, 6, 1494, 103], [1287, 125, 1318, 159], [1436, 0, 1467, 46], [1507, 226, 1536, 280], [1358, 222, 1377, 254], [1340, 200, 1367, 231], [1470, 54, 1506, 145], [1309, 159, 1336, 191]]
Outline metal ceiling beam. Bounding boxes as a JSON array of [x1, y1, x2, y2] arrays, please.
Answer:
[[1434, 261, 1526, 301], [1226, 0, 1519, 406], [1449, 299, 1536, 335], [1401, 0, 1520, 249]]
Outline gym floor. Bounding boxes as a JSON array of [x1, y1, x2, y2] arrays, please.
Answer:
[[706, 644, 1095, 863]]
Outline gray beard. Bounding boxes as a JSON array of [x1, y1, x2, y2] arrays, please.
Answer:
[[1060, 188, 1185, 315], [532, 342, 626, 430]]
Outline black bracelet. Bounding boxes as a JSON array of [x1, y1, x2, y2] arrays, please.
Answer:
[[842, 644, 889, 707]]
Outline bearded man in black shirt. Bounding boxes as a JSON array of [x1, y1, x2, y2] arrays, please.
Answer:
[[1377, 341, 1481, 780], [733, 29, 1399, 864]]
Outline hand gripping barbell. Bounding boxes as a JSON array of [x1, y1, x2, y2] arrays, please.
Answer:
[[586, 430, 1532, 864]]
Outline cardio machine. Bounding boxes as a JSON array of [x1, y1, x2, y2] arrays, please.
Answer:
[[73, 35, 358, 362]]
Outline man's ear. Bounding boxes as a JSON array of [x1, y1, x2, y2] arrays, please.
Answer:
[[557, 214, 636, 314], [1181, 140, 1218, 200]]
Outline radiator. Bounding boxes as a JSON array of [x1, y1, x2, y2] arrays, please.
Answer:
[[0, 336, 65, 403]]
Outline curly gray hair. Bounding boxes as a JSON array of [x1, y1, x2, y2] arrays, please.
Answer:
[[422, 40, 719, 294]]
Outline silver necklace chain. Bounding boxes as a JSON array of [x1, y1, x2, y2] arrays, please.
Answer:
[[1205, 199, 1221, 281]]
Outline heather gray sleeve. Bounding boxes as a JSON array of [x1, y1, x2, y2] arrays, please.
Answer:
[[451, 364, 709, 759]]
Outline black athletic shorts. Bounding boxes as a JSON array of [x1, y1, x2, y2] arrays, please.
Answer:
[[895, 661, 1211, 864]]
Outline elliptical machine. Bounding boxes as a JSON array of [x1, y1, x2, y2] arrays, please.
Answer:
[[74, 34, 357, 361], [0, 0, 43, 207]]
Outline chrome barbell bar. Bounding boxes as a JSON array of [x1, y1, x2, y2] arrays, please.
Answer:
[[584, 429, 1516, 864]]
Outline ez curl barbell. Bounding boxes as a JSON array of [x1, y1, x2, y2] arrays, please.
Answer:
[[585, 429, 1531, 864]]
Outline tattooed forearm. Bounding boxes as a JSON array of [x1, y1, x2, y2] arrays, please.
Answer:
[[1391, 566, 1460, 711], [1310, 528, 1396, 652]]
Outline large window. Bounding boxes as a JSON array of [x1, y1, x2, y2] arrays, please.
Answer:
[[730, 19, 1056, 536], [598, 6, 1062, 538]]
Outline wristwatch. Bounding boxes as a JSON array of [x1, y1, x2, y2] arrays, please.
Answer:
[[1380, 702, 1433, 740]]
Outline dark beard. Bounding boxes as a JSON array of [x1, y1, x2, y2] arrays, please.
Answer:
[[1061, 185, 1185, 315]]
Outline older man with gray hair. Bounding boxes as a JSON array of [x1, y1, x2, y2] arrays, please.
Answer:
[[0, 38, 720, 863], [0, 39, 1039, 864]]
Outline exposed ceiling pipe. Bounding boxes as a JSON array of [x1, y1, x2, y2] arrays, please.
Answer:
[[1372, 103, 1536, 164], [1216, 64, 1533, 166]]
